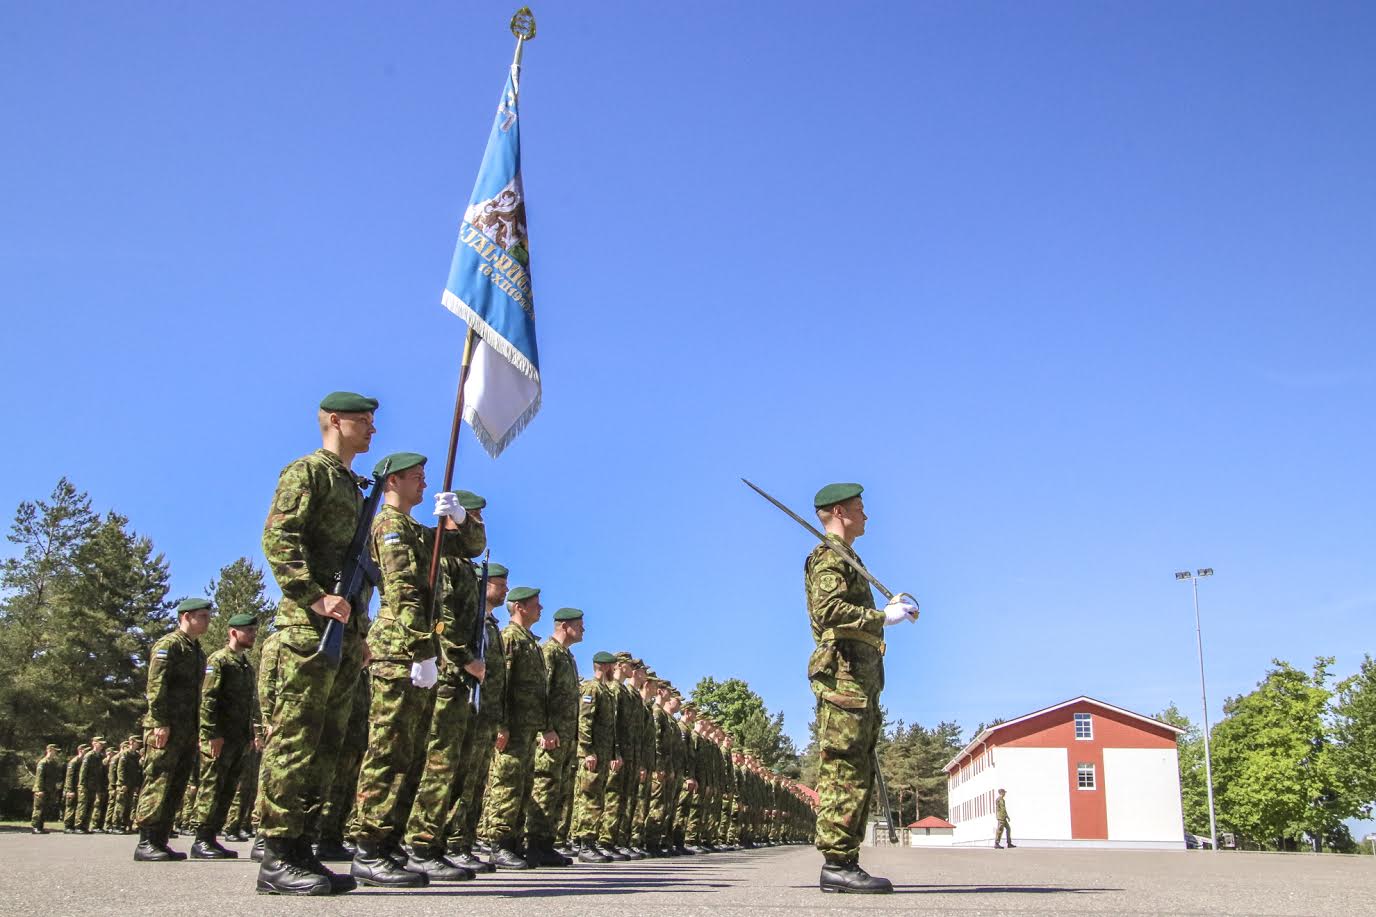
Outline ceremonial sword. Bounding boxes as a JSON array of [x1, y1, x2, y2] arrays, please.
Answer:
[[741, 477, 914, 845]]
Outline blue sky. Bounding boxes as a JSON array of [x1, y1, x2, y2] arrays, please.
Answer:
[[3, 0, 1373, 814]]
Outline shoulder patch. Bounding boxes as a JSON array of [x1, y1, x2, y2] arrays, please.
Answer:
[[275, 489, 302, 513], [205, 665, 214, 674], [155, 649, 169, 658], [818, 572, 841, 593], [582, 695, 595, 703], [383, 532, 402, 544]]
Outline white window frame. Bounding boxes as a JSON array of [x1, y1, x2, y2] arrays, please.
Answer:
[[1077, 762, 1096, 790], [1074, 712, 1093, 740]]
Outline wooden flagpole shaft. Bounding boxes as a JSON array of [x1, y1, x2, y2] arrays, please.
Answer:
[[426, 325, 478, 599]]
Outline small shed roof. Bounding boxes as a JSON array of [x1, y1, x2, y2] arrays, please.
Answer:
[[909, 816, 955, 829]]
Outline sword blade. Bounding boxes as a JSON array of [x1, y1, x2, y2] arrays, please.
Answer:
[[740, 478, 896, 601]]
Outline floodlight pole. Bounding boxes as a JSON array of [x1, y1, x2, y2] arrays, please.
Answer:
[[1183, 569, 1220, 852]]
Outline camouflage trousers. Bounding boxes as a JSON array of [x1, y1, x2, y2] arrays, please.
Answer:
[[319, 674, 368, 843], [404, 678, 473, 850], [631, 765, 653, 846], [257, 625, 365, 840], [62, 791, 77, 829], [350, 662, 432, 846], [177, 783, 199, 827], [445, 714, 499, 852], [480, 728, 537, 845], [75, 785, 106, 832], [526, 733, 575, 846], [994, 817, 1012, 845], [813, 690, 880, 862], [601, 759, 630, 845], [675, 782, 700, 843], [615, 760, 642, 845], [556, 747, 577, 844], [30, 791, 58, 830], [644, 770, 674, 847], [192, 738, 250, 833], [570, 760, 610, 843], [111, 785, 139, 832], [135, 728, 198, 831], [224, 750, 258, 835]]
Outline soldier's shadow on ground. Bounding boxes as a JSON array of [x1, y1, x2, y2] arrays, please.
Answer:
[[352, 875, 733, 897], [894, 884, 1121, 895]]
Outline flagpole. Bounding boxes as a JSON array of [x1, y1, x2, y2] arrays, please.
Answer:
[[423, 8, 537, 610]]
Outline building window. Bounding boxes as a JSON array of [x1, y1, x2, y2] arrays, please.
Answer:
[[1074, 712, 1093, 740], [1077, 762, 1096, 790]]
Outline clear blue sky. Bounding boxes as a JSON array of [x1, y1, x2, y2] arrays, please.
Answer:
[[3, 0, 1374, 783]]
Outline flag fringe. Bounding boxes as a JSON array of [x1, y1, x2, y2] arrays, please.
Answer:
[[463, 390, 542, 458], [441, 289, 541, 384]]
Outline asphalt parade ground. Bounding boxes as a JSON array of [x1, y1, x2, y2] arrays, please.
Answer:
[[5, 832, 1372, 916]]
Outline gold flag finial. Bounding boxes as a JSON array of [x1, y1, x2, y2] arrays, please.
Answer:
[[510, 7, 536, 41]]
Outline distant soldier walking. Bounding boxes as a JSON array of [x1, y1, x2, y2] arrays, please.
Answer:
[[994, 788, 1015, 848], [805, 483, 917, 894]]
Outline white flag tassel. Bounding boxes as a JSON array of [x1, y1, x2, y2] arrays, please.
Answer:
[[441, 37, 540, 458]]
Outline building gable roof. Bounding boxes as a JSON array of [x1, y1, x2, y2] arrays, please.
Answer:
[[910, 815, 955, 829], [942, 695, 1184, 774]]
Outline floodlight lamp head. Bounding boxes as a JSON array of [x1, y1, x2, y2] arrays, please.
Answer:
[[1198, 568, 1214, 577], [1175, 571, 1192, 580]]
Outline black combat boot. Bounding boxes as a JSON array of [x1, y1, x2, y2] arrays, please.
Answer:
[[351, 841, 428, 888], [529, 840, 571, 867], [447, 845, 493, 872], [577, 838, 611, 864], [250, 833, 266, 862], [819, 858, 893, 894], [256, 837, 331, 896], [490, 839, 533, 869], [312, 837, 354, 862], [155, 827, 187, 860], [407, 846, 476, 881], [134, 829, 173, 862], [292, 838, 356, 893], [191, 828, 238, 859]]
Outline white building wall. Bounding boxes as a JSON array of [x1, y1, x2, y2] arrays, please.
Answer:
[[949, 747, 1071, 846], [909, 829, 954, 847], [1104, 747, 1185, 849]]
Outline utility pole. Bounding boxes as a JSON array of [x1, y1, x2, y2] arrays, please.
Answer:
[[1176, 568, 1219, 851]]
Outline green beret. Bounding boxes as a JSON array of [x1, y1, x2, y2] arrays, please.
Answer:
[[486, 562, 509, 578], [814, 482, 864, 508], [176, 598, 212, 615], [320, 391, 378, 413], [592, 651, 618, 664], [375, 452, 425, 477], [553, 607, 583, 621], [454, 489, 487, 510], [227, 613, 258, 629], [507, 586, 540, 602]]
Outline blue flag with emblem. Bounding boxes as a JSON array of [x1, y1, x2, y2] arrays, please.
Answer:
[[441, 63, 541, 458]]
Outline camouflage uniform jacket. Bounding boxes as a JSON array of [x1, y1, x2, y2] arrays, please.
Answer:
[[500, 622, 548, 734], [996, 796, 1008, 821], [262, 448, 370, 633], [650, 704, 673, 775], [637, 695, 657, 773], [477, 612, 508, 726], [434, 517, 486, 678], [541, 639, 580, 744], [145, 629, 207, 731], [34, 756, 62, 795], [366, 504, 447, 664], [78, 749, 106, 793], [63, 757, 82, 795], [613, 681, 640, 766], [199, 646, 257, 744], [117, 749, 143, 790], [106, 754, 119, 793], [804, 533, 885, 700], [576, 678, 617, 759], [680, 723, 699, 784]]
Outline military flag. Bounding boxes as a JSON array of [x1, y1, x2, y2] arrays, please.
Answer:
[[441, 51, 541, 458]]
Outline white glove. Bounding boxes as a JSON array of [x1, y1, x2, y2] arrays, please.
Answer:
[[883, 598, 920, 626], [433, 491, 466, 523], [410, 657, 439, 689]]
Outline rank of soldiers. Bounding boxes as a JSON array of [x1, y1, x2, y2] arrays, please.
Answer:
[[27, 392, 815, 896]]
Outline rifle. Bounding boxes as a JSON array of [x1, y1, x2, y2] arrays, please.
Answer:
[[318, 460, 389, 665], [468, 550, 491, 712], [873, 749, 899, 844]]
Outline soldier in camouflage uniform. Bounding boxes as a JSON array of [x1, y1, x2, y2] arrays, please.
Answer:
[[673, 702, 700, 855], [525, 607, 582, 866], [190, 613, 260, 858], [101, 744, 120, 832], [571, 651, 620, 863], [600, 653, 639, 858], [482, 585, 554, 869], [134, 597, 211, 861], [111, 736, 143, 834], [444, 563, 509, 871], [224, 742, 259, 842], [61, 744, 87, 832], [805, 482, 916, 893], [347, 453, 463, 888], [255, 391, 378, 896], [400, 490, 488, 879], [630, 667, 659, 854], [643, 681, 676, 855], [30, 744, 62, 833], [75, 736, 108, 833]]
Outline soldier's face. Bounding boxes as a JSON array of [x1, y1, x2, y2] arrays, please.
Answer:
[[840, 497, 867, 537], [184, 609, 211, 637], [392, 466, 427, 508], [231, 625, 258, 648], [335, 411, 376, 453], [487, 577, 508, 606]]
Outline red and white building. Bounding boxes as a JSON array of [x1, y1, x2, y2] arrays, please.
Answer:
[[943, 696, 1185, 849]]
